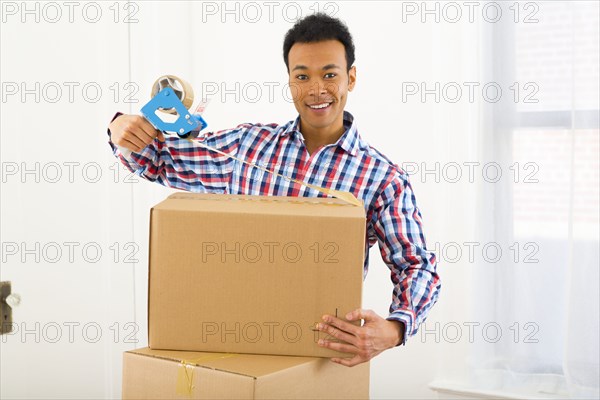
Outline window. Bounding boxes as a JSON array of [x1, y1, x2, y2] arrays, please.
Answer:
[[473, 2, 599, 398]]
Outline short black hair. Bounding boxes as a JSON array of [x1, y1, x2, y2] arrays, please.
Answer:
[[283, 13, 355, 72]]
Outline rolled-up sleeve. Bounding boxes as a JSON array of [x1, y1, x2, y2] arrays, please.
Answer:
[[372, 171, 441, 343]]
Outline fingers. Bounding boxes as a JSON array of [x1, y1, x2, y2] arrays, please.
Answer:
[[331, 355, 364, 367], [322, 314, 360, 336], [318, 339, 355, 354], [136, 116, 161, 140], [124, 128, 150, 150], [346, 308, 378, 323], [120, 136, 145, 153], [130, 124, 155, 144], [319, 310, 388, 367], [317, 322, 357, 345], [111, 115, 164, 152]]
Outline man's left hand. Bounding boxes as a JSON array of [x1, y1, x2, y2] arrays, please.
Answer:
[[317, 309, 405, 367]]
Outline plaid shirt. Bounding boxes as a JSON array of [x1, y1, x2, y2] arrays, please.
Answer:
[[108, 111, 440, 341]]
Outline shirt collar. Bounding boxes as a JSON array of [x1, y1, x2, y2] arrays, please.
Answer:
[[281, 111, 361, 157]]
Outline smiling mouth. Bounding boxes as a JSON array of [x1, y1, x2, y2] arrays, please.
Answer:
[[307, 102, 333, 110]]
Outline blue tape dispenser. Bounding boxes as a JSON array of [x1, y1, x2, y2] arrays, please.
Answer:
[[141, 75, 208, 139]]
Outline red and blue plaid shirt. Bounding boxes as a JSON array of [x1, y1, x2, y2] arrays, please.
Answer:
[[108, 111, 440, 341]]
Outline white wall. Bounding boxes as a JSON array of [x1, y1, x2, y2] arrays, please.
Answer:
[[1, 1, 481, 398]]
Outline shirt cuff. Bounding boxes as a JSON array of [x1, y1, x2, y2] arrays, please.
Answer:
[[387, 310, 415, 346], [116, 144, 132, 158]]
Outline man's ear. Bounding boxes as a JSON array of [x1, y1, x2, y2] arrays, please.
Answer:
[[348, 66, 357, 91]]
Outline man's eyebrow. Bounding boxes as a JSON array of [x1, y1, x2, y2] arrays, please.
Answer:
[[291, 64, 341, 72]]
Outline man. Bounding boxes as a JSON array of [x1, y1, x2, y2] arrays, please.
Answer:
[[107, 13, 440, 367]]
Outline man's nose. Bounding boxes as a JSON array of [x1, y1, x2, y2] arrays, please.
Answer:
[[307, 79, 329, 98]]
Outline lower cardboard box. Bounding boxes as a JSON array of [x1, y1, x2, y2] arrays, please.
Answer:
[[122, 347, 370, 399]]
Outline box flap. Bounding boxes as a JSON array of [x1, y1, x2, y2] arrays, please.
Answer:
[[152, 193, 365, 219], [127, 348, 320, 379]]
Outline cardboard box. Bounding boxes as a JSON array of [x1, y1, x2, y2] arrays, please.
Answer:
[[148, 193, 365, 357], [122, 347, 370, 399]]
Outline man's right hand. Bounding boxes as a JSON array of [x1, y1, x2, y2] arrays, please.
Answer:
[[109, 114, 165, 153]]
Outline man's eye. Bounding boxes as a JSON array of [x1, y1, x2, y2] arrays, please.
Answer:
[[324, 73, 337, 79], [296, 75, 308, 81]]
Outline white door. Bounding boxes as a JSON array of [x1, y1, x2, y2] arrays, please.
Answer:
[[1, 2, 141, 398]]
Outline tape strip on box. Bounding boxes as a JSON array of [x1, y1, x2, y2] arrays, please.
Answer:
[[175, 353, 238, 397]]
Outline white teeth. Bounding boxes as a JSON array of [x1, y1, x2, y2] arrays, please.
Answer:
[[309, 103, 330, 109]]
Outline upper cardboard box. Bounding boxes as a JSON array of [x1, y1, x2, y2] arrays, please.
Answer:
[[148, 193, 366, 357]]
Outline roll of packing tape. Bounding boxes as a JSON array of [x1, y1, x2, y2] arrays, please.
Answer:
[[151, 75, 194, 114]]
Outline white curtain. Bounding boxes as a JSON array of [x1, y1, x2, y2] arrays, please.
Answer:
[[470, 1, 599, 398]]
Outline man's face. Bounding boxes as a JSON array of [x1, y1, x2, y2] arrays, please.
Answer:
[[287, 40, 356, 134]]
